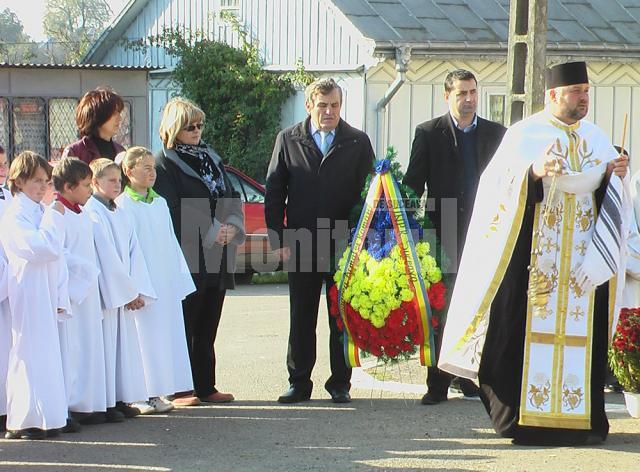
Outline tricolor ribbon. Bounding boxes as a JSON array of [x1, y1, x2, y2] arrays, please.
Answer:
[[337, 159, 435, 367]]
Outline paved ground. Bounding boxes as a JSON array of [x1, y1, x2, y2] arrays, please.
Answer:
[[0, 283, 638, 471]]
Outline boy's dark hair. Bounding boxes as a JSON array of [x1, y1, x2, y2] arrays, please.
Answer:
[[76, 87, 124, 137], [444, 69, 477, 92], [52, 157, 93, 192], [8, 151, 52, 195], [0, 144, 5, 154]]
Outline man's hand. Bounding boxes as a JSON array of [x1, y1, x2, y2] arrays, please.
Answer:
[[274, 247, 291, 262], [532, 156, 567, 179], [607, 154, 629, 178]]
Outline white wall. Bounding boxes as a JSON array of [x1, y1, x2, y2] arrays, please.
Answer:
[[366, 59, 640, 171]]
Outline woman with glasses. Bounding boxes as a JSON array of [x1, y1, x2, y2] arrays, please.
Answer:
[[154, 97, 245, 406], [63, 87, 126, 164]]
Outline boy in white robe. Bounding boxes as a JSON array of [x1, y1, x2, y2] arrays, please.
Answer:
[[53, 157, 110, 424], [116, 147, 196, 411], [84, 158, 156, 417], [0, 151, 70, 440]]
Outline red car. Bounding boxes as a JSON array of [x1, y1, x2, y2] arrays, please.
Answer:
[[225, 166, 280, 281]]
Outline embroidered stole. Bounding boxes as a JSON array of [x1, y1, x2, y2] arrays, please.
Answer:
[[519, 122, 608, 430]]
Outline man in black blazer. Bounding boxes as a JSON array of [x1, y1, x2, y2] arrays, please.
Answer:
[[265, 78, 374, 404], [403, 69, 506, 405]]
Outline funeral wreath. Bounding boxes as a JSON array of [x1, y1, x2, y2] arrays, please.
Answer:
[[328, 147, 447, 365]]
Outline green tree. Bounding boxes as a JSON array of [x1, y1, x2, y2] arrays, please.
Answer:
[[0, 8, 37, 62], [138, 23, 313, 180], [43, 0, 111, 63]]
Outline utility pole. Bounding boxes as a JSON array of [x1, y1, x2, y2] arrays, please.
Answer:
[[505, 0, 548, 125]]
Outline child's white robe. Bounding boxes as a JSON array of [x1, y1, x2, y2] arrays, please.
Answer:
[[0, 193, 70, 430], [0, 196, 11, 417], [84, 196, 156, 405], [116, 192, 195, 396], [0, 243, 10, 417], [58, 206, 107, 413]]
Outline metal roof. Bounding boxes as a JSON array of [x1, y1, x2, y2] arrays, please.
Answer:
[[331, 0, 640, 46], [0, 62, 153, 71], [82, 0, 640, 65]]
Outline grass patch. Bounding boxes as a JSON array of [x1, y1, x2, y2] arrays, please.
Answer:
[[251, 271, 289, 284]]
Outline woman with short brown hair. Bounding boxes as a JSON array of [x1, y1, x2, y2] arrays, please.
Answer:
[[63, 87, 126, 164]]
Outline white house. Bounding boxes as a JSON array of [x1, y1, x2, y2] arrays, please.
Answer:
[[84, 0, 640, 169]]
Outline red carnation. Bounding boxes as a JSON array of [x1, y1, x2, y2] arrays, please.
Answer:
[[328, 285, 339, 316], [427, 281, 447, 311]]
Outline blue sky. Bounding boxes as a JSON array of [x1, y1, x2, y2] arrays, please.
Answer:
[[0, 0, 129, 41]]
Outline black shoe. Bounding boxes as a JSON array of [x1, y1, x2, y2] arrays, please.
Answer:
[[0, 415, 6, 432], [5, 428, 46, 440], [73, 411, 107, 425], [461, 386, 481, 401], [115, 401, 140, 418], [421, 392, 447, 405], [457, 377, 481, 397], [277, 386, 311, 404], [105, 407, 126, 423], [62, 417, 81, 433], [328, 388, 351, 404]]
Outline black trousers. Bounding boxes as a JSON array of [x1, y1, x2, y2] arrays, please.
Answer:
[[182, 286, 227, 397], [287, 272, 351, 392], [427, 272, 478, 397], [427, 327, 479, 397]]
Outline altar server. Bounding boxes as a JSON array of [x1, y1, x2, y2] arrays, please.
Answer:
[[84, 158, 156, 416], [53, 157, 109, 424], [0, 151, 70, 440], [116, 146, 196, 411]]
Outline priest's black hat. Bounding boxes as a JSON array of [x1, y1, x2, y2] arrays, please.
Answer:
[[545, 62, 589, 89]]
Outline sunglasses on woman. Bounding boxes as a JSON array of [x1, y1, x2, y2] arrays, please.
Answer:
[[183, 122, 204, 132]]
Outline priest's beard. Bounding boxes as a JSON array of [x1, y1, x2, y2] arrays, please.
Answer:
[[565, 103, 588, 122]]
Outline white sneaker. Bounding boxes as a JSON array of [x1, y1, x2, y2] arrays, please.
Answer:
[[148, 396, 175, 413], [129, 401, 156, 415]]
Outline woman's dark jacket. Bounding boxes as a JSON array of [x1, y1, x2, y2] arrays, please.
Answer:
[[154, 145, 246, 290], [63, 135, 126, 164]]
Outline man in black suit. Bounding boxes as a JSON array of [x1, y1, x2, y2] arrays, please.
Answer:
[[265, 78, 374, 404], [403, 69, 506, 405]]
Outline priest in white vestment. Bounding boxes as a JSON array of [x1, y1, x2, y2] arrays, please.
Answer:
[[438, 62, 630, 445]]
